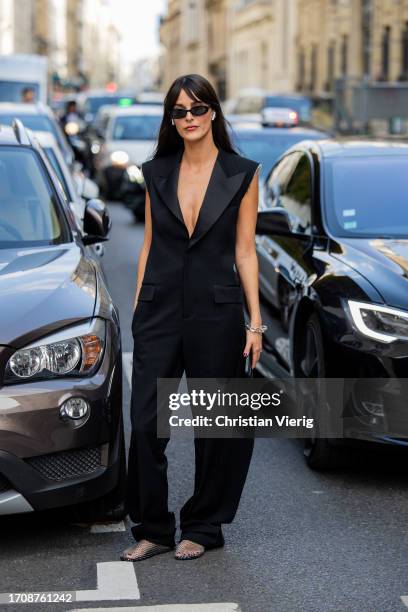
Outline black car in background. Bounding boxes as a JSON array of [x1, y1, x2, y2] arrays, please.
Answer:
[[229, 125, 330, 206], [78, 90, 138, 125], [255, 139, 408, 468]]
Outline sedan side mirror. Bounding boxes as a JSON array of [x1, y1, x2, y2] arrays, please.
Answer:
[[82, 198, 112, 245], [256, 208, 292, 236]]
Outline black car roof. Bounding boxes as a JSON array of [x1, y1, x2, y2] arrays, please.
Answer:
[[308, 138, 408, 158], [230, 126, 328, 137]]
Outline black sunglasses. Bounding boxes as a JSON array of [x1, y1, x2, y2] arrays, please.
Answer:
[[170, 105, 211, 119]]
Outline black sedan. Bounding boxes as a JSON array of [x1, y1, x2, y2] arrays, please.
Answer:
[[255, 139, 408, 469], [0, 120, 125, 521]]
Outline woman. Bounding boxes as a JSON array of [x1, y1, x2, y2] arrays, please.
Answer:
[[121, 74, 265, 562]]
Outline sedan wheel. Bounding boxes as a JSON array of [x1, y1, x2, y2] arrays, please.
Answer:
[[297, 312, 345, 470]]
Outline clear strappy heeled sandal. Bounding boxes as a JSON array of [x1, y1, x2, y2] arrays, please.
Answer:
[[174, 539, 205, 560], [120, 539, 174, 562]]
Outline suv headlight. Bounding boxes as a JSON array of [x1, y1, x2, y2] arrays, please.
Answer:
[[347, 300, 408, 343], [4, 318, 106, 384]]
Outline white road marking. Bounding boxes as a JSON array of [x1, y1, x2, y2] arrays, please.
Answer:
[[0, 562, 140, 605], [72, 604, 241, 611], [75, 561, 140, 601], [401, 596, 408, 607], [90, 521, 127, 533], [123, 351, 133, 389]]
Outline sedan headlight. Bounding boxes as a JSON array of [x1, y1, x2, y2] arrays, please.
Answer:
[[347, 300, 408, 343], [110, 150, 129, 166], [4, 318, 106, 384], [126, 164, 144, 184]]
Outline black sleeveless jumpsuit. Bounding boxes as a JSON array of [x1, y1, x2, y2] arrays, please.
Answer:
[[126, 145, 261, 549]]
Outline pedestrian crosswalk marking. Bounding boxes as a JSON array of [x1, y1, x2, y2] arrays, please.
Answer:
[[72, 603, 241, 611], [75, 561, 140, 601]]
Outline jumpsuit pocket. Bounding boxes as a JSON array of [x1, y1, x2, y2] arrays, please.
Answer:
[[132, 284, 156, 332], [137, 284, 156, 301], [213, 284, 244, 303]]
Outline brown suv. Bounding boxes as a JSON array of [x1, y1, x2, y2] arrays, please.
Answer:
[[0, 120, 125, 521]]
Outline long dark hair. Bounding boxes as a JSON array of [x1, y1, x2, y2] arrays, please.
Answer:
[[152, 73, 238, 159]]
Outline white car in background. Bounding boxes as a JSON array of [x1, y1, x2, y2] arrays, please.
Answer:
[[94, 105, 163, 200], [0, 102, 74, 167], [32, 131, 104, 257]]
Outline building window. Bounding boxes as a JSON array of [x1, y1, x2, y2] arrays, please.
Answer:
[[310, 44, 318, 92], [310, 45, 316, 92], [261, 41, 268, 85], [341, 35, 348, 76], [361, 0, 372, 78], [400, 22, 408, 80], [297, 48, 305, 90], [326, 41, 335, 91], [381, 25, 391, 81]]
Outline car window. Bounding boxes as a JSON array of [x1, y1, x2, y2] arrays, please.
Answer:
[[44, 147, 70, 201], [0, 113, 52, 132], [110, 115, 162, 140], [325, 156, 408, 237], [0, 147, 71, 248], [0, 82, 40, 103], [84, 96, 137, 114], [265, 152, 300, 208], [280, 153, 312, 233]]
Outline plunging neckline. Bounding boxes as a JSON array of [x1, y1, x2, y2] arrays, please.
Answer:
[[176, 148, 220, 240]]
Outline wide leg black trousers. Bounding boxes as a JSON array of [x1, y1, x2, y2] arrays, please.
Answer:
[[125, 313, 255, 549]]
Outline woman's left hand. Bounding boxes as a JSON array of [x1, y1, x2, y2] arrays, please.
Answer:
[[243, 330, 263, 369]]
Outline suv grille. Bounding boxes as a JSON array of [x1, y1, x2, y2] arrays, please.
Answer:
[[25, 446, 102, 481]]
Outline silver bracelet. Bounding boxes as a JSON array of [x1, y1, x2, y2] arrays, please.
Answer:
[[245, 323, 268, 334]]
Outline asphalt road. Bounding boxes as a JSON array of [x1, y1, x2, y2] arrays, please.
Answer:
[[1, 202, 408, 612]]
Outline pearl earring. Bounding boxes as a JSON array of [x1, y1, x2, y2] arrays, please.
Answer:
[[171, 118, 175, 126]]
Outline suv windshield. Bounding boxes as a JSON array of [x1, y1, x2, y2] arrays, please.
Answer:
[[0, 147, 70, 248], [85, 95, 137, 115], [111, 115, 162, 140], [324, 156, 408, 238], [0, 82, 40, 103]]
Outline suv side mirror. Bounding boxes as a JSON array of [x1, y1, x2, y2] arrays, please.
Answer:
[[82, 198, 111, 245]]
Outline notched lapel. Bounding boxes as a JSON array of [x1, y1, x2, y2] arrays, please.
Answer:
[[152, 149, 185, 228]]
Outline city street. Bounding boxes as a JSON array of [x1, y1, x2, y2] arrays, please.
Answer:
[[1, 201, 408, 612]]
